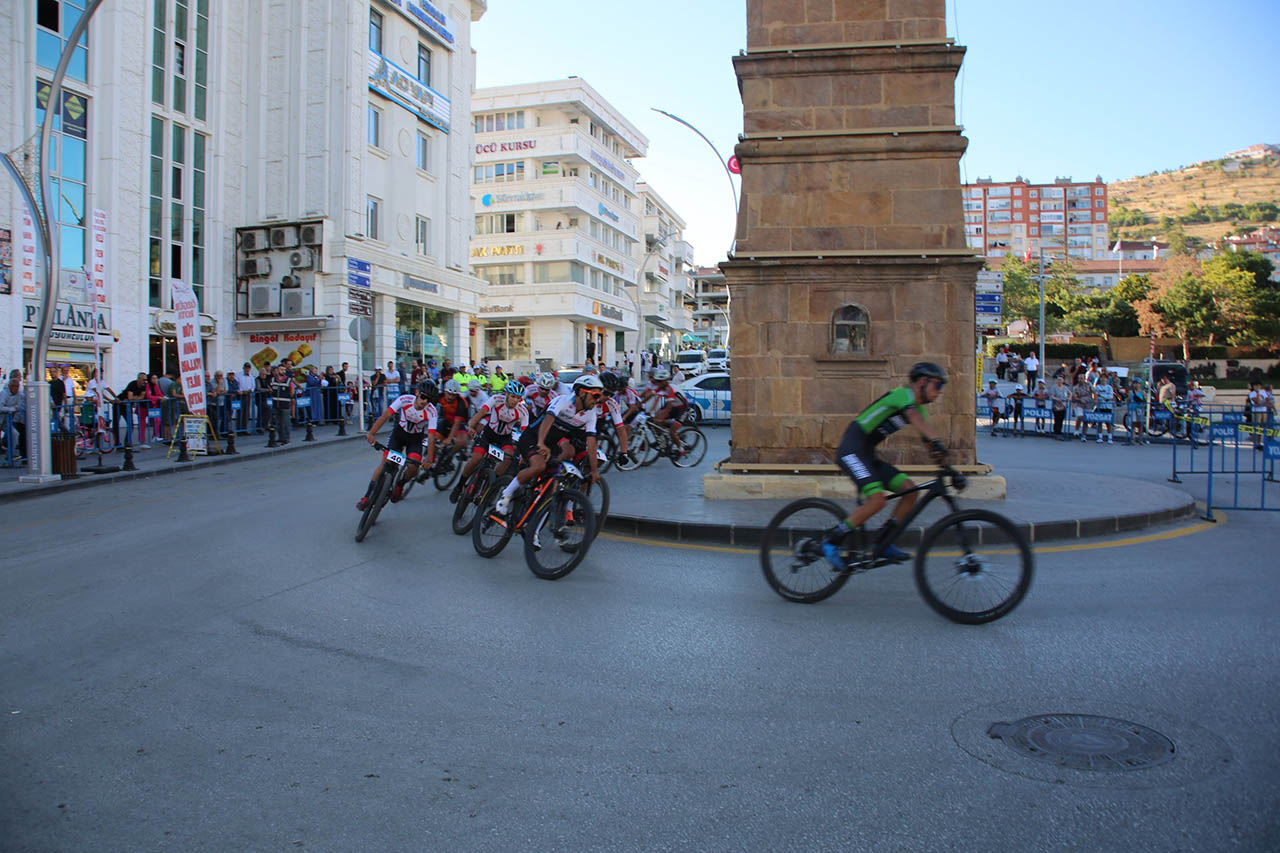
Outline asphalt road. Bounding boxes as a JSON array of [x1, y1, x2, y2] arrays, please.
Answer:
[[2, 441, 1279, 851]]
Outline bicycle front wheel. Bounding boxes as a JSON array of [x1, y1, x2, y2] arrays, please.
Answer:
[[355, 472, 391, 543], [523, 487, 596, 580], [581, 476, 610, 542], [451, 467, 493, 536], [96, 430, 115, 454], [672, 427, 707, 468], [433, 448, 462, 491], [915, 509, 1033, 624], [472, 475, 516, 558], [759, 499, 853, 603]]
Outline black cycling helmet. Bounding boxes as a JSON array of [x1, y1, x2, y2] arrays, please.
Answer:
[[600, 372, 621, 393], [417, 380, 440, 402], [909, 362, 948, 383]]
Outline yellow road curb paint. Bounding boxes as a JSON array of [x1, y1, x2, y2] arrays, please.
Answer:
[[599, 505, 1226, 556]]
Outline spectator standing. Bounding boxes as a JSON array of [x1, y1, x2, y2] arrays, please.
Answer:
[[1049, 376, 1070, 438], [83, 368, 116, 430], [119, 372, 150, 448], [1072, 374, 1096, 441], [49, 366, 68, 433], [212, 370, 229, 436], [995, 346, 1009, 380], [270, 365, 295, 443], [234, 363, 255, 432], [305, 365, 324, 424], [1032, 380, 1050, 434], [1247, 380, 1269, 450], [0, 370, 27, 460], [254, 367, 271, 432], [1093, 370, 1116, 444], [426, 359, 440, 383], [1024, 352, 1040, 390], [157, 371, 174, 395], [1007, 386, 1028, 435], [385, 361, 401, 395], [60, 365, 77, 432], [981, 380, 1004, 436], [1008, 352, 1024, 388], [144, 373, 165, 442]]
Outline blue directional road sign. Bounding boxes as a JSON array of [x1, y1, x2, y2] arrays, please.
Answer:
[[347, 257, 371, 288]]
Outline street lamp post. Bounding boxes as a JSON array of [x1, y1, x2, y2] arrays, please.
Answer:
[[626, 226, 678, 386], [1, 0, 106, 482]]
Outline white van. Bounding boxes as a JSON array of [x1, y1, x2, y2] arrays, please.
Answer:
[[675, 349, 710, 377], [707, 347, 729, 372]]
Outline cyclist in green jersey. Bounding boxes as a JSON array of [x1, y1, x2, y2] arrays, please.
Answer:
[[826, 362, 950, 568]]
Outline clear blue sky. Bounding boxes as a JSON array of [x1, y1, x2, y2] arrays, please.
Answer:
[[473, 0, 1280, 266]]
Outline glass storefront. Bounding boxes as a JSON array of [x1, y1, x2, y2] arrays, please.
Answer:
[[395, 301, 451, 366], [483, 320, 530, 362]]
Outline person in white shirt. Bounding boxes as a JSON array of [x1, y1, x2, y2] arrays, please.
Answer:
[[1024, 353, 1040, 391], [384, 361, 401, 395]]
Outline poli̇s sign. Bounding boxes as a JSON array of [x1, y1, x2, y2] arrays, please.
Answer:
[[369, 52, 451, 133]]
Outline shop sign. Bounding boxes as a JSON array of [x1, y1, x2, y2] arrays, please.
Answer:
[[471, 245, 523, 257], [481, 192, 544, 206], [542, 161, 560, 175], [24, 299, 112, 334], [153, 309, 217, 338], [593, 302, 624, 322], [475, 140, 536, 154], [404, 275, 439, 293], [0, 227, 10, 295], [594, 252, 622, 272], [478, 304, 514, 314], [589, 150, 626, 182], [368, 51, 451, 134], [90, 209, 108, 307], [20, 211, 37, 296], [384, 0, 456, 48], [598, 203, 620, 223]]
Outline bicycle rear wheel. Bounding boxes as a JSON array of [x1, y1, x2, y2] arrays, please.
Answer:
[[355, 472, 391, 543], [672, 427, 707, 468], [523, 487, 596, 580], [451, 467, 493, 535], [639, 424, 662, 467], [597, 434, 617, 474], [759, 499, 854, 603], [95, 429, 115, 454], [472, 475, 517, 558], [914, 509, 1033, 624], [433, 447, 462, 490]]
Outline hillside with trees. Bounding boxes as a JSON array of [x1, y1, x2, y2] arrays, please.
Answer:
[[1109, 153, 1280, 247]]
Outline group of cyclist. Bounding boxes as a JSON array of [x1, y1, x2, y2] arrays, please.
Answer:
[[356, 364, 695, 515]]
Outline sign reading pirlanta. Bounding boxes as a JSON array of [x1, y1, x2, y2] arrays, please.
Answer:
[[369, 51, 451, 134], [171, 278, 207, 417]]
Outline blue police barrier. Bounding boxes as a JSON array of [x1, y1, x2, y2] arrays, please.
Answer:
[[1187, 411, 1277, 513], [1, 411, 24, 466]]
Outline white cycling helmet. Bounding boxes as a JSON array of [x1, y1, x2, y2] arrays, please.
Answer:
[[573, 374, 604, 391], [536, 372, 558, 389], [443, 379, 462, 394], [651, 367, 671, 381]]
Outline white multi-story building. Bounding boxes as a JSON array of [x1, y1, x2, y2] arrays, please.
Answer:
[[1, 0, 486, 389], [636, 181, 694, 362], [469, 78, 652, 372], [688, 266, 729, 347]]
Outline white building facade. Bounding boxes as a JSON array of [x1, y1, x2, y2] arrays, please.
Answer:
[[636, 181, 694, 362], [468, 79, 647, 372], [1, 0, 487, 389]]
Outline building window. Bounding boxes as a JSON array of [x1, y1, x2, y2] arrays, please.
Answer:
[[417, 43, 431, 86], [416, 132, 430, 171], [475, 213, 520, 235], [476, 264, 523, 285], [1095, 199, 1104, 208], [415, 216, 431, 256], [368, 105, 381, 147], [369, 8, 382, 53], [36, 79, 90, 277], [484, 321, 531, 362], [473, 161, 525, 184], [36, 0, 89, 83], [1095, 187, 1104, 195], [367, 196, 380, 240], [395, 302, 452, 365], [830, 305, 869, 355]]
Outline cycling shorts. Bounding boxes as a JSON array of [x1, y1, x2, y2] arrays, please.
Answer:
[[387, 425, 428, 464], [471, 425, 516, 456], [516, 421, 586, 461], [431, 416, 467, 438], [834, 424, 907, 498]]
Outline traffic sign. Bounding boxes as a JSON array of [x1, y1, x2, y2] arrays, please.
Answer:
[[348, 318, 372, 341], [347, 256, 371, 288], [975, 294, 1003, 304], [976, 270, 1004, 293], [348, 287, 372, 317]]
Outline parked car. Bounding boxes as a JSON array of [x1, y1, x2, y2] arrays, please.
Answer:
[[674, 349, 710, 377], [676, 372, 730, 423], [707, 347, 730, 372]]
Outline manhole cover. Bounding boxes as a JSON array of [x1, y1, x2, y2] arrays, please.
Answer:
[[987, 714, 1175, 771]]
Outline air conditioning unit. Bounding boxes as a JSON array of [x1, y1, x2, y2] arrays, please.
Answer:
[[280, 274, 301, 289], [240, 229, 269, 252], [249, 282, 280, 315], [240, 257, 272, 278], [288, 248, 314, 269], [300, 223, 322, 246], [270, 226, 299, 248], [281, 288, 313, 317]]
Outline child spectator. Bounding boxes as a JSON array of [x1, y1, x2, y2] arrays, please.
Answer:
[[981, 380, 1004, 437], [1032, 380, 1050, 434]]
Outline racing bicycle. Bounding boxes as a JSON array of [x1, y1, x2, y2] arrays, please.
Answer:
[[354, 441, 420, 543], [759, 466, 1033, 623], [472, 460, 597, 580]]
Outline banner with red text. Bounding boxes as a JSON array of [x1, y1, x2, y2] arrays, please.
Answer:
[[170, 278, 206, 416], [20, 211, 38, 296], [90, 209, 108, 307]]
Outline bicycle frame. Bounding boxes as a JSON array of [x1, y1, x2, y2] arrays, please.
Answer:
[[856, 470, 965, 555]]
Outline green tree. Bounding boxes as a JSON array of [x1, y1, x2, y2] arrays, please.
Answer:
[[1112, 273, 1151, 304], [1201, 253, 1280, 346], [1137, 257, 1223, 360]]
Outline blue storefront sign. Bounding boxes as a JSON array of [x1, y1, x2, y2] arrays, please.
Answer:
[[368, 51, 451, 133]]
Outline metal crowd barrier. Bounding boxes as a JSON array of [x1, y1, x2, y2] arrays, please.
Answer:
[[1177, 411, 1277, 513], [1, 411, 22, 467], [974, 396, 1249, 446]]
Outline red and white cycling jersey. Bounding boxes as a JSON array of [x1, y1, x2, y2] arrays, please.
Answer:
[[547, 393, 598, 435], [523, 385, 556, 416], [388, 394, 438, 434], [617, 385, 642, 410], [478, 399, 530, 435], [645, 381, 685, 410], [594, 396, 624, 428]]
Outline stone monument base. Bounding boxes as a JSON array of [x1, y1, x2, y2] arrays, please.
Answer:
[[703, 464, 1005, 501]]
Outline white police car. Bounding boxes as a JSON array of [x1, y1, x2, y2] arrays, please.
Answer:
[[676, 372, 731, 423]]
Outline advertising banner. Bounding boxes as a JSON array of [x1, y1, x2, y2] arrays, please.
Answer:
[[0, 227, 11, 295], [20, 211, 38, 296], [171, 278, 206, 416], [90, 209, 107, 307]]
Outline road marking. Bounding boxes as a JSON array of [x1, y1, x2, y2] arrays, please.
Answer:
[[599, 506, 1226, 556]]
